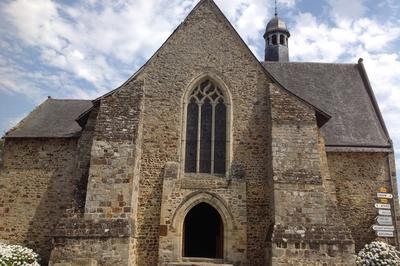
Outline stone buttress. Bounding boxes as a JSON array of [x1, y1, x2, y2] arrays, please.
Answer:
[[267, 83, 356, 265], [49, 80, 144, 265]]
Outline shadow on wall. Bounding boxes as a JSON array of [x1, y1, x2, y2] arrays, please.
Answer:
[[24, 169, 76, 264], [25, 166, 91, 263], [0, 138, 89, 265], [328, 152, 394, 252], [23, 109, 96, 263]]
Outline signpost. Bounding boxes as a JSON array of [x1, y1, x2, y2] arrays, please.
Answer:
[[376, 231, 394, 237], [376, 216, 393, 225], [372, 225, 395, 231], [379, 198, 389, 204], [378, 209, 392, 216], [373, 188, 395, 238], [374, 203, 391, 209], [377, 193, 393, 199]]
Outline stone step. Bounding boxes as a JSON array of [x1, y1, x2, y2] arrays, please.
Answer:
[[167, 261, 234, 266], [166, 257, 234, 266]]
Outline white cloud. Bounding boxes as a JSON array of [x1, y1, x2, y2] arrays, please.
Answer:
[[0, 0, 300, 100], [290, 12, 400, 61], [287, 8, 400, 176], [1, 0, 198, 93], [327, 0, 367, 22], [1, 113, 27, 134], [278, 0, 297, 8], [290, 13, 346, 62], [361, 53, 400, 153]]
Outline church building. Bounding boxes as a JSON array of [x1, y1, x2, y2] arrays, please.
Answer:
[[0, 0, 399, 265]]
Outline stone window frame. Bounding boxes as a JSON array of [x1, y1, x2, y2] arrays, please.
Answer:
[[180, 73, 233, 178]]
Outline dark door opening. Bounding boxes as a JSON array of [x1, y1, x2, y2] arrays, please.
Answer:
[[183, 202, 223, 258]]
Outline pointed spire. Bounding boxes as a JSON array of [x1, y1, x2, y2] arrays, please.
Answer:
[[274, 0, 278, 17]]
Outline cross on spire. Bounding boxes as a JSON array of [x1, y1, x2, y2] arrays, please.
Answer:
[[274, 0, 278, 16]]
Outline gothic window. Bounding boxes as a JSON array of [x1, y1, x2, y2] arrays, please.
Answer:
[[185, 80, 227, 174], [280, 35, 285, 45]]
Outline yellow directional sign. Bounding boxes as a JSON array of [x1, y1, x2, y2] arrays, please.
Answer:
[[379, 187, 388, 193], [379, 198, 389, 204]]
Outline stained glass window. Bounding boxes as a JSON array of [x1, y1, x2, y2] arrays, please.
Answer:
[[185, 99, 198, 173], [185, 80, 227, 174]]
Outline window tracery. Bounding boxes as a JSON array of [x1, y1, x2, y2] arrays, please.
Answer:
[[185, 79, 227, 174]]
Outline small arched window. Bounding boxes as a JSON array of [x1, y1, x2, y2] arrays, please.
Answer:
[[280, 35, 285, 45], [185, 80, 227, 174], [272, 35, 277, 45]]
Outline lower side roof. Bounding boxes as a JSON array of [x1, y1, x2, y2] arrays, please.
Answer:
[[5, 99, 92, 138]]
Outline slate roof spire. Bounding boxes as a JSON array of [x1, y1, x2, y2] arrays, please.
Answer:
[[264, 1, 290, 62]]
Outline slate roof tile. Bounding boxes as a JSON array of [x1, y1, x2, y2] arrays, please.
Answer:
[[262, 61, 390, 147], [5, 99, 92, 138]]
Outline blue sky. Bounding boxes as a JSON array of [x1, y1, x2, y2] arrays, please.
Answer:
[[0, 0, 400, 184]]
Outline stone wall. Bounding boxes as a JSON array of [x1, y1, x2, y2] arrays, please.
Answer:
[[327, 152, 399, 251], [0, 138, 79, 264], [51, 238, 130, 266], [49, 218, 132, 266], [133, 1, 273, 265]]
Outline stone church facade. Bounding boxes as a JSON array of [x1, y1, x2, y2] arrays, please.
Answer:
[[0, 0, 399, 265]]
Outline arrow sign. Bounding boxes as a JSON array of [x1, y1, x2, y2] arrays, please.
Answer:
[[378, 209, 392, 216], [379, 198, 389, 204], [377, 193, 393, 199], [374, 203, 391, 209], [372, 225, 395, 231], [379, 187, 388, 193], [376, 216, 393, 225], [376, 231, 395, 238]]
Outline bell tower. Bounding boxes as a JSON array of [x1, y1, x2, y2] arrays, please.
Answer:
[[263, 0, 290, 61]]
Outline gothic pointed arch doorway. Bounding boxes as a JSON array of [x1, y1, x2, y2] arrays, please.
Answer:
[[183, 202, 224, 258]]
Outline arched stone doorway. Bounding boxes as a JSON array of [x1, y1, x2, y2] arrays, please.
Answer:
[[183, 202, 223, 258]]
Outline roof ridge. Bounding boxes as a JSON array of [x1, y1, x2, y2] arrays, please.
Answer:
[[357, 59, 391, 145], [262, 61, 357, 66], [48, 98, 92, 102]]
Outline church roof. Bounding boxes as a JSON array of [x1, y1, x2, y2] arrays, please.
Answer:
[[262, 61, 391, 148], [5, 99, 92, 138]]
